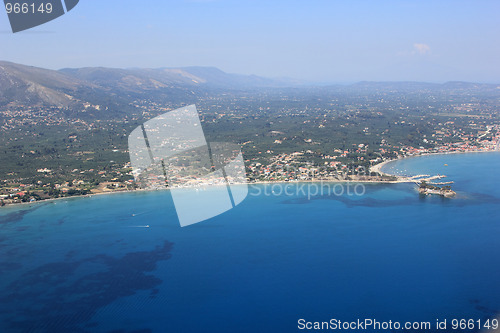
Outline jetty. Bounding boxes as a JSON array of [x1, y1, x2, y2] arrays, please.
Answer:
[[391, 174, 456, 197], [370, 160, 457, 197]]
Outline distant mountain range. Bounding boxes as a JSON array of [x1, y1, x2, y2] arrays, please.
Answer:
[[0, 60, 498, 108], [60, 66, 300, 91], [349, 80, 499, 91], [0, 61, 89, 107], [0, 61, 300, 107]]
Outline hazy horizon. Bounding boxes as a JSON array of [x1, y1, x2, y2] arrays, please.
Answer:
[[1, 0, 499, 83]]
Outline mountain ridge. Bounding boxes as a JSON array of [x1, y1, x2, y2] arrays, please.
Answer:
[[1, 60, 499, 109], [1, 61, 302, 107]]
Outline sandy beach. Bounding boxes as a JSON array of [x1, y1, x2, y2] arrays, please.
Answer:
[[369, 148, 500, 177], [3, 149, 498, 210]]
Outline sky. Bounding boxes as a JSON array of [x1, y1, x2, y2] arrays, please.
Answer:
[[0, 0, 499, 83]]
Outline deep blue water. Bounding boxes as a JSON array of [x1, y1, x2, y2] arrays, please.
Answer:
[[1, 152, 499, 333]]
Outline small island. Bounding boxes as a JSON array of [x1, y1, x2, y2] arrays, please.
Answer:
[[418, 181, 456, 198]]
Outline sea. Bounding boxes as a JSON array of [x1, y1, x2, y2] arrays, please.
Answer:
[[0, 152, 499, 333]]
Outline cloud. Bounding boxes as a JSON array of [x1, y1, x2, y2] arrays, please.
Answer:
[[396, 43, 432, 57], [413, 43, 431, 55]]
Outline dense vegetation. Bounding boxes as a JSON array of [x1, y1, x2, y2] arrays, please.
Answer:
[[1, 75, 499, 199]]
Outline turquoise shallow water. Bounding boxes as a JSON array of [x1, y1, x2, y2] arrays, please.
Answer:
[[0, 152, 499, 332]]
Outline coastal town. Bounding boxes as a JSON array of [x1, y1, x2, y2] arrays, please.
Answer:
[[1, 118, 497, 205], [1, 75, 499, 205]]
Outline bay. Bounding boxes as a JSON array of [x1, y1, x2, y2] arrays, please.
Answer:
[[0, 152, 499, 332]]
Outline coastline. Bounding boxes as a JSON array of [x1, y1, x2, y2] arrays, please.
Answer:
[[369, 159, 394, 176], [2, 149, 498, 210], [0, 188, 144, 211], [0, 178, 405, 210], [369, 149, 500, 177]]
